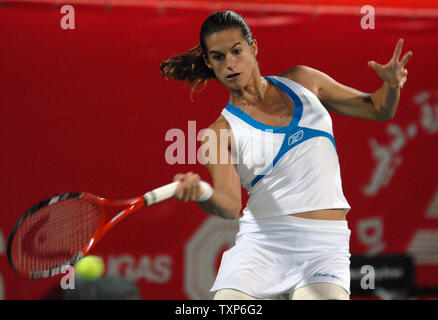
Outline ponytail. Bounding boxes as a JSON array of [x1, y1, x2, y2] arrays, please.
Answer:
[[159, 44, 215, 101], [159, 11, 253, 101]]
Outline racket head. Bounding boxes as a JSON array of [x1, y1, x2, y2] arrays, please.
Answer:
[[7, 192, 105, 279]]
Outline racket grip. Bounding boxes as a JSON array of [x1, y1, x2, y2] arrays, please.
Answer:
[[144, 181, 180, 205], [196, 181, 214, 202], [143, 180, 213, 205]]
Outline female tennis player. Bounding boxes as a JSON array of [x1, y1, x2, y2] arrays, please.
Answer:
[[160, 11, 412, 300]]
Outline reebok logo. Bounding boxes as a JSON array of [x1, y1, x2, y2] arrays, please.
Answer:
[[313, 273, 341, 281], [288, 130, 304, 145]]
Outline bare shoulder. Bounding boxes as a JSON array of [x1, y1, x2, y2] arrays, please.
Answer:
[[208, 114, 231, 132], [201, 114, 232, 148], [279, 65, 320, 96]]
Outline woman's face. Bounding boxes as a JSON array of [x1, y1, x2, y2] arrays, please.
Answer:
[[203, 28, 258, 91]]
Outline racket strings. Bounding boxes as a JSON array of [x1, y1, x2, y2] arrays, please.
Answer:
[[11, 198, 101, 276]]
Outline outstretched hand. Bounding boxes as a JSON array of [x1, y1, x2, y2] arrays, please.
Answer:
[[368, 38, 413, 89]]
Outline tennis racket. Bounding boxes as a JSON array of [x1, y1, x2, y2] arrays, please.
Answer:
[[7, 180, 213, 279]]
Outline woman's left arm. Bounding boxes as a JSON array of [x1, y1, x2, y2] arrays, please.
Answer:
[[294, 39, 413, 122]]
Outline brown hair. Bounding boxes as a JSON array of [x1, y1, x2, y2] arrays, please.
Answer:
[[159, 10, 253, 101], [160, 44, 215, 101]]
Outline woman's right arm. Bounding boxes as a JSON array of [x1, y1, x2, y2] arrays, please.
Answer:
[[173, 116, 242, 220]]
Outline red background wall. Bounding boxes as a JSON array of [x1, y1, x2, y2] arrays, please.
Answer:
[[1, 1, 438, 299]]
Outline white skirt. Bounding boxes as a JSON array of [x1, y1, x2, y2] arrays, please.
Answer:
[[210, 215, 351, 298]]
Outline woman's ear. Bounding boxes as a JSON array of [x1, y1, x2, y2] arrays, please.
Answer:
[[251, 39, 258, 57], [203, 54, 213, 69]]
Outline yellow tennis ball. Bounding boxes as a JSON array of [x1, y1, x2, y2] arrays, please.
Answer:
[[74, 255, 105, 280]]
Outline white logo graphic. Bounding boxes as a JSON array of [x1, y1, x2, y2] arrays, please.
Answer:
[[288, 130, 304, 146], [416, 91, 438, 134], [360, 265, 375, 290], [165, 121, 276, 168], [60, 266, 75, 290], [363, 90, 438, 196], [407, 230, 438, 265], [60, 5, 75, 30], [404, 91, 438, 267], [362, 124, 416, 196], [360, 5, 375, 30], [106, 254, 172, 283]]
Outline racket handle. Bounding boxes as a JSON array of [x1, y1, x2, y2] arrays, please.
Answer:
[[143, 180, 213, 205], [144, 181, 179, 205], [196, 181, 214, 202]]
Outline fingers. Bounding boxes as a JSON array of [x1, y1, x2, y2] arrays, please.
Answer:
[[400, 51, 413, 67], [396, 44, 411, 89], [368, 60, 383, 71], [392, 38, 413, 67], [400, 77, 407, 89], [392, 38, 404, 61], [400, 69, 408, 88], [173, 172, 201, 202], [173, 173, 185, 182]]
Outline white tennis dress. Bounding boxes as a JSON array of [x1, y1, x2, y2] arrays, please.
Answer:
[[210, 75, 352, 298]]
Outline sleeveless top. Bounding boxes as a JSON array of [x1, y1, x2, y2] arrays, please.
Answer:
[[220, 75, 351, 220]]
